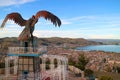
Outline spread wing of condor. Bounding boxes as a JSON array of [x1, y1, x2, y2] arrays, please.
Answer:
[[1, 13, 27, 28], [35, 10, 61, 27], [1, 10, 61, 28]]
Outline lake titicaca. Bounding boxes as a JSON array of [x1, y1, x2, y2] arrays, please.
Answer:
[[76, 45, 120, 53]]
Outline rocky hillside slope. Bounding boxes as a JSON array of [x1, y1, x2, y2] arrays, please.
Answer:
[[0, 37, 102, 54]]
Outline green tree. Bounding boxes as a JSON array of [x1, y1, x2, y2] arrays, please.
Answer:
[[75, 54, 89, 71], [68, 57, 75, 66], [99, 76, 113, 80], [103, 58, 106, 63], [84, 69, 94, 77], [116, 66, 120, 73]]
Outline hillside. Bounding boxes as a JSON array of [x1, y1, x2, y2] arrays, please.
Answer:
[[0, 37, 102, 54], [88, 39, 120, 45], [0, 37, 102, 46], [39, 37, 102, 47]]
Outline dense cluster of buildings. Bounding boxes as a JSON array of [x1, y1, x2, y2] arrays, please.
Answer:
[[47, 46, 120, 72]]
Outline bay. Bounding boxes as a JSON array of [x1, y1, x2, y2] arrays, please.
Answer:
[[75, 45, 120, 53]]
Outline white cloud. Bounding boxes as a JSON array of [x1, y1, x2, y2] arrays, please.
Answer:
[[68, 16, 97, 21], [0, 29, 81, 38], [1, 15, 120, 39], [33, 30, 81, 38], [0, 28, 22, 38], [0, 20, 24, 38], [61, 20, 72, 25], [1, 27, 120, 39], [0, 0, 36, 7], [63, 15, 120, 25]]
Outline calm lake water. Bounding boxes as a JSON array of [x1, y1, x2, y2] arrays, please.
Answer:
[[75, 45, 120, 53]]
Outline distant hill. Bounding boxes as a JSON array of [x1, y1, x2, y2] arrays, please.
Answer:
[[0, 37, 102, 54], [0, 37, 101, 46], [38, 37, 102, 48], [88, 39, 120, 45]]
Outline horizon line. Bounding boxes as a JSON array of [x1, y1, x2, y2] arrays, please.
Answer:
[[0, 37, 120, 40]]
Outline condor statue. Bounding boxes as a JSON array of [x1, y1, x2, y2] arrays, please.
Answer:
[[1, 10, 61, 48]]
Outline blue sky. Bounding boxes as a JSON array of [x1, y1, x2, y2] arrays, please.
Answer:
[[0, 0, 120, 39]]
